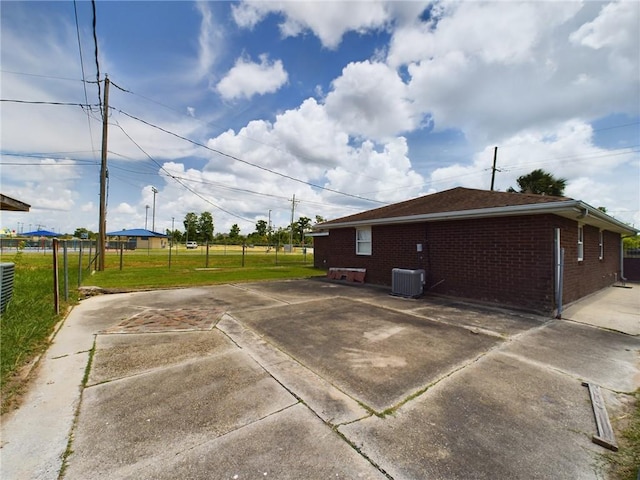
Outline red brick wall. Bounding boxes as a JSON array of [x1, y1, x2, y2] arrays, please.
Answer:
[[557, 218, 622, 304], [313, 235, 329, 269], [318, 214, 623, 314]]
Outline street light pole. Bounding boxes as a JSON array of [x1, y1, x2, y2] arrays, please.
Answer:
[[268, 209, 272, 248], [151, 186, 158, 232], [145, 205, 149, 230]]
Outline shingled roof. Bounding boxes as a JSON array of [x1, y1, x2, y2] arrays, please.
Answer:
[[316, 187, 636, 235]]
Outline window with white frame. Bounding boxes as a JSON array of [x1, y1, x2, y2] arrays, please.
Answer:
[[356, 227, 372, 255], [599, 230, 604, 260], [577, 225, 584, 261]]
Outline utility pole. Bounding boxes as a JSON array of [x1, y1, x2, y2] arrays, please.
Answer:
[[151, 186, 158, 232], [289, 194, 298, 252], [98, 76, 110, 271], [490, 146, 498, 191], [268, 209, 272, 246], [145, 205, 149, 230]]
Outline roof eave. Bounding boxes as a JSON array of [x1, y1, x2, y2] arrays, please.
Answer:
[[316, 200, 638, 235]]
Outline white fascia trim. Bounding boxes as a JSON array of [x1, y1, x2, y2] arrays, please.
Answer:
[[319, 201, 580, 229], [317, 200, 637, 235]]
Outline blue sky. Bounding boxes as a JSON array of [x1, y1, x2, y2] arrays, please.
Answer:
[[1, 0, 639, 236]]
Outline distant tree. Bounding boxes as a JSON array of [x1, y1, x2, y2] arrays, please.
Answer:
[[254, 220, 268, 237], [183, 212, 198, 243], [229, 224, 241, 243], [296, 216, 312, 244], [166, 229, 183, 243], [597, 206, 607, 213], [314, 215, 326, 225], [198, 212, 214, 242], [73, 227, 95, 239], [623, 235, 640, 253], [507, 169, 567, 196]]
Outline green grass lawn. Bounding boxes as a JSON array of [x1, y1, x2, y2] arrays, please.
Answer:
[[89, 247, 320, 289], [0, 246, 323, 413]]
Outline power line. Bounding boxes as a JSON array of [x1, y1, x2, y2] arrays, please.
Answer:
[[0, 69, 86, 83], [108, 80, 396, 186], [73, 0, 98, 164], [113, 120, 255, 224], [0, 99, 100, 107], [115, 108, 387, 205], [91, 0, 101, 116]]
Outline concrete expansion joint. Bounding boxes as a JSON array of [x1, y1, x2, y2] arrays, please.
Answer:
[[383, 350, 496, 416], [335, 412, 374, 428], [228, 283, 293, 305], [498, 350, 589, 384], [333, 428, 395, 480], [350, 296, 513, 339], [60, 337, 97, 478], [561, 316, 638, 337]]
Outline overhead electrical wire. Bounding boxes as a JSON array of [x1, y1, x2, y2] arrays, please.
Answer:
[[73, 0, 98, 165], [109, 80, 396, 187], [112, 119, 255, 224], [115, 108, 387, 206], [91, 0, 102, 116], [0, 99, 100, 107]]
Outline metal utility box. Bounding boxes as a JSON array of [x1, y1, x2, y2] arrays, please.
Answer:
[[391, 268, 425, 298], [0, 262, 15, 314]]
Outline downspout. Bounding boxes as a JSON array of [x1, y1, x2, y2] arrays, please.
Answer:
[[620, 239, 627, 284], [554, 228, 564, 319]]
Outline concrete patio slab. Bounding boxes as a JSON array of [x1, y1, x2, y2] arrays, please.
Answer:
[[65, 351, 297, 479], [501, 319, 640, 392], [120, 403, 388, 480], [88, 330, 237, 385], [562, 284, 640, 336], [217, 314, 371, 425], [234, 296, 502, 413], [3, 278, 638, 480], [410, 298, 547, 337], [339, 352, 603, 480]]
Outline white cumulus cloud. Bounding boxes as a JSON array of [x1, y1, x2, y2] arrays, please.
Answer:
[[232, 0, 394, 49], [216, 54, 288, 100], [325, 60, 417, 141]]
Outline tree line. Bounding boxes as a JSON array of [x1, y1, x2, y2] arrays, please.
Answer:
[[165, 212, 325, 246]]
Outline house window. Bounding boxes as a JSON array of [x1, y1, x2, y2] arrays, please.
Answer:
[[577, 225, 584, 261], [356, 227, 371, 255], [599, 230, 604, 260]]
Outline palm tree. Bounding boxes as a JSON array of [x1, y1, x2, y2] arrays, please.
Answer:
[[508, 169, 567, 196]]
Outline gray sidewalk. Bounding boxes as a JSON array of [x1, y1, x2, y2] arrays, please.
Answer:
[[1, 280, 638, 479]]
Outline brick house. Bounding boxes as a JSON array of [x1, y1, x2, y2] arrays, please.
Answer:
[[311, 187, 637, 315]]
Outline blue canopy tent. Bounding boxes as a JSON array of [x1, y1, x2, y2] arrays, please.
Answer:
[[21, 229, 59, 237]]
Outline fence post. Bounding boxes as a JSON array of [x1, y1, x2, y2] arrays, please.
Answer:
[[119, 243, 124, 270], [52, 239, 60, 314], [63, 240, 69, 301], [78, 241, 83, 287]]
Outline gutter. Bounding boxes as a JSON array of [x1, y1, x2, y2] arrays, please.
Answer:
[[315, 200, 638, 236]]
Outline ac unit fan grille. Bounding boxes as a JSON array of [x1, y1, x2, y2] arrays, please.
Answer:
[[391, 268, 424, 298], [0, 262, 16, 314]]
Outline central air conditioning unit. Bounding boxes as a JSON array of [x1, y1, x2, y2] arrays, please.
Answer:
[[391, 268, 425, 298], [0, 262, 16, 314]]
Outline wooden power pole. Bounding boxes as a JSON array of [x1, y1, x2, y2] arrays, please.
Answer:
[[490, 146, 498, 191], [98, 76, 110, 271]]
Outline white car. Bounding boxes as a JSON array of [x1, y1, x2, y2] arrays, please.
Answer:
[[185, 241, 198, 249]]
